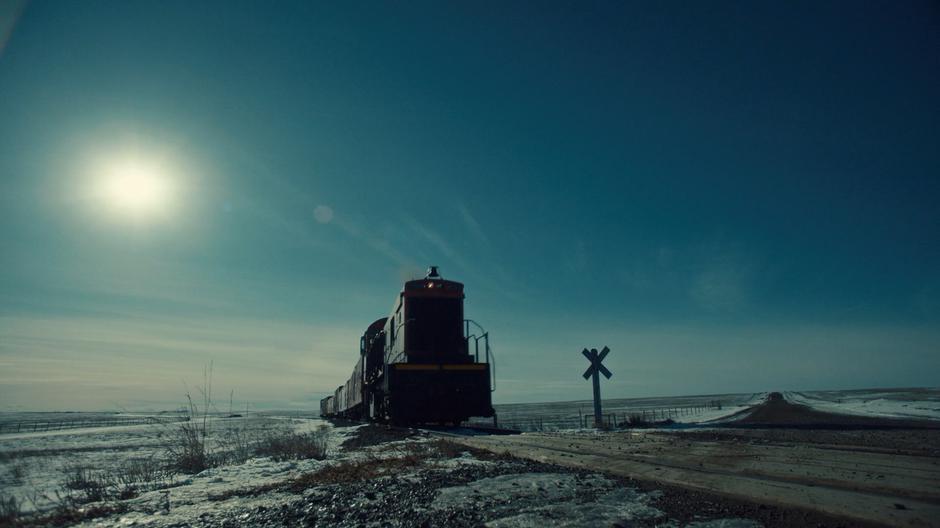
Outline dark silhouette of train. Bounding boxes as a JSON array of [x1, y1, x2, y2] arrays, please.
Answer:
[[319, 267, 495, 425]]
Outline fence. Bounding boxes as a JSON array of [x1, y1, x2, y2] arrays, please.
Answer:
[[0, 415, 188, 434], [469, 400, 726, 432]]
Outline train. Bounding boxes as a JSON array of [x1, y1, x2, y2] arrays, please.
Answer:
[[319, 267, 495, 425]]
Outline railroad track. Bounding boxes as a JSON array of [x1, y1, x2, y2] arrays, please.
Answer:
[[435, 395, 940, 527]]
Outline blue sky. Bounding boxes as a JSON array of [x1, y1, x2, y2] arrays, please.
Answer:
[[1, 1, 938, 411]]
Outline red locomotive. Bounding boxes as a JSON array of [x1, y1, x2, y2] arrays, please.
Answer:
[[320, 267, 495, 425]]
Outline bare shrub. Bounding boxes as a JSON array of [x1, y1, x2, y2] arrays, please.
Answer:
[[166, 364, 214, 474], [6, 461, 28, 486], [255, 425, 329, 462], [625, 413, 651, 427], [61, 465, 112, 504], [0, 492, 20, 525], [215, 423, 258, 466], [30, 502, 127, 527], [117, 456, 171, 485], [12, 462, 26, 481], [54, 456, 174, 510], [167, 416, 210, 474], [113, 457, 173, 499], [164, 364, 332, 473]]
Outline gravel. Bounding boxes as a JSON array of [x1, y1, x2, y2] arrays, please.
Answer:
[[154, 457, 598, 528], [126, 423, 880, 528]]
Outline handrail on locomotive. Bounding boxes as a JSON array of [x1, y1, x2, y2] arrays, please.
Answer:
[[464, 319, 495, 392]]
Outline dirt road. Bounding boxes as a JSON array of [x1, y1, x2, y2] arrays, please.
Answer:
[[455, 398, 940, 527], [729, 392, 940, 429]]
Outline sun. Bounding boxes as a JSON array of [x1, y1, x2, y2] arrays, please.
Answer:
[[96, 158, 176, 219]]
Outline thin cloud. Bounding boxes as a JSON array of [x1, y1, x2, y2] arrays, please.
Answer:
[[401, 216, 527, 303], [333, 215, 415, 268], [404, 216, 472, 273], [457, 203, 489, 246], [0, 314, 363, 411], [0, 0, 28, 60]]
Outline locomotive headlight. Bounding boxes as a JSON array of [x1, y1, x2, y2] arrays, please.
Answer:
[[427, 282, 434, 288]]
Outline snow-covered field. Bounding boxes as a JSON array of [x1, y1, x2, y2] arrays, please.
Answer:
[[476, 392, 765, 431], [1, 413, 764, 527], [788, 388, 940, 421], [4, 387, 937, 526], [484, 388, 940, 432], [0, 413, 341, 518]]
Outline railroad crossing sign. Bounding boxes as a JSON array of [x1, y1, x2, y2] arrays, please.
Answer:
[[582, 346, 612, 427]]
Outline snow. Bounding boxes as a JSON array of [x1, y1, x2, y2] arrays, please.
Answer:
[[6, 388, 937, 525], [676, 392, 766, 424], [73, 456, 321, 528], [479, 392, 768, 431], [433, 472, 762, 528], [687, 521, 762, 528], [430, 449, 496, 469], [0, 414, 346, 515], [787, 389, 940, 421], [1, 410, 767, 527], [1, 421, 172, 513], [433, 472, 663, 527]]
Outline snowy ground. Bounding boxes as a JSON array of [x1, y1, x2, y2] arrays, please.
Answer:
[[0, 413, 342, 516], [1, 414, 768, 527], [786, 388, 940, 421], [68, 431, 761, 528], [473, 392, 766, 431], [4, 388, 937, 526]]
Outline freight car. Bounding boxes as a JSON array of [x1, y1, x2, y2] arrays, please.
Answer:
[[319, 267, 495, 425]]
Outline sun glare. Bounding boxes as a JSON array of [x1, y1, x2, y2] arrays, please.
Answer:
[[96, 159, 176, 219]]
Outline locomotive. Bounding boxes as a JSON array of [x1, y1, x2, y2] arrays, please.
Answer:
[[319, 267, 495, 425]]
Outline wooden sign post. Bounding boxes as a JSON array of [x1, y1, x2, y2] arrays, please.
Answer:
[[582, 346, 612, 427]]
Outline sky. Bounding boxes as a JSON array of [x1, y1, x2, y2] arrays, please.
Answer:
[[1, 1, 938, 411]]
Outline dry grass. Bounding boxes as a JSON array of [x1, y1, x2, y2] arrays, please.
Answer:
[[287, 454, 422, 491], [254, 426, 329, 462], [61, 465, 112, 504], [624, 413, 652, 427], [287, 438, 490, 492], [57, 454, 173, 507], [214, 424, 255, 466], [166, 365, 214, 474], [199, 438, 506, 504], [420, 438, 515, 462], [12, 503, 127, 528], [0, 493, 20, 526]]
